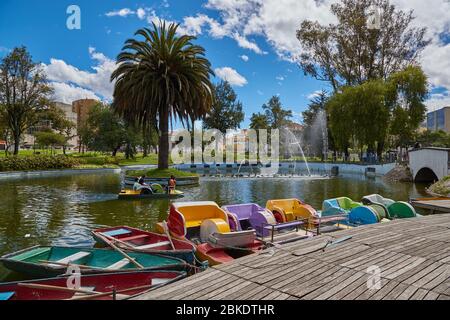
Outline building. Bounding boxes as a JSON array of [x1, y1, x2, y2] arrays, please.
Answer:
[[0, 140, 5, 151], [427, 106, 450, 133], [72, 99, 99, 151], [55, 102, 78, 150]]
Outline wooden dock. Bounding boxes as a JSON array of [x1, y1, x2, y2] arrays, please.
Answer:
[[136, 214, 450, 300], [411, 198, 450, 213]]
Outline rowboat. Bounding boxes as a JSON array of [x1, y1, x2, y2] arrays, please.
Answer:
[[92, 226, 196, 264], [156, 201, 264, 266], [118, 184, 184, 200], [0, 246, 186, 278], [0, 270, 186, 300]]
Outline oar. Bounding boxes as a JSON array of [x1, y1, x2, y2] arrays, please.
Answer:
[[162, 221, 176, 251], [67, 284, 154, 301], [18, 283, 101, 295], [95, 233, 144, 269], [97, 232, 137, 249]]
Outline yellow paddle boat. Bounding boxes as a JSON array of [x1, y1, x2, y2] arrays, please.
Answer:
[[118, 184, 184, 200]]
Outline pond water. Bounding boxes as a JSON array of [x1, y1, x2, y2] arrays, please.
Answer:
[[0, 171, 430, 281]]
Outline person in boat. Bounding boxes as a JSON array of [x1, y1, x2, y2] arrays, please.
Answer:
[[138, 175, 148, 186], [167, 175, 176, 194], [133, 178, 142, 191]]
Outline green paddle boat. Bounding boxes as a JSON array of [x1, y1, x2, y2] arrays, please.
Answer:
[[0, 246, 187, 279], [362, 194, 419, 219]]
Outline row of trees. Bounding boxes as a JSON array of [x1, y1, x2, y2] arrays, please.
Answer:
[[297, 0, 430, 160]]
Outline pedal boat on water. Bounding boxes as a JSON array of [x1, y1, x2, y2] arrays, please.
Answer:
[[118, 184, 184, 200], [156, 201, 264, 266], [0, 270, 185, 300], [92, 226, 196, 265], [0, 246, 187, 278]]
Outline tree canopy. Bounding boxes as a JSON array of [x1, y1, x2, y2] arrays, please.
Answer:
[[203, 81, 245, 133], [0, 47, 53, 154], [297, 0, 429, 91], [111, 21, 215, 169]]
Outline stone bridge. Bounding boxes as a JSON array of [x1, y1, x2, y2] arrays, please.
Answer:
[[409, 147, 450, 182]]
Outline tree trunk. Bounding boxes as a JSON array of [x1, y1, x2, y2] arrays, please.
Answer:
[[376, 141, 384, 162], [158, 107, 170, 170], [13, 132, 20, 155]]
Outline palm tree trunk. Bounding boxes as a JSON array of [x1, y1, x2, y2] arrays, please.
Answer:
[[158, 107, 170, 169]]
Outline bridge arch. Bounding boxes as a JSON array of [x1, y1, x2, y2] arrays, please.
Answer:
[[414, 167, 439, 183]]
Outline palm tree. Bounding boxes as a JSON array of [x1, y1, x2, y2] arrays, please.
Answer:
[[111, 21, 214, 169]]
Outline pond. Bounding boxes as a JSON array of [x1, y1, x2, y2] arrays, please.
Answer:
[[0, 171, 430, 281]]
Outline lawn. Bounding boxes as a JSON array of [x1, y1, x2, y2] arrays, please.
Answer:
[[126, 168, 198, 178]]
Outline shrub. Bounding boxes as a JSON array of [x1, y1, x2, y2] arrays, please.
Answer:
[[0, 155, 80, 172]]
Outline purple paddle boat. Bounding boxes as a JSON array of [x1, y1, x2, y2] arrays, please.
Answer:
[[222, 203, 278, 237]]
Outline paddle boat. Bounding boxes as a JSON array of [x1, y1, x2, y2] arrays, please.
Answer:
[[0, 270, 185, 300], [222, 203, 314, 243], [92, 226, 196, 264], [265, 198, 350, 235], [0, 246, 186, 278], [362, 194, 419, 219], [322, 196, 392, 225], [156, 201, 264, 266], [118, 184, 184, 200]]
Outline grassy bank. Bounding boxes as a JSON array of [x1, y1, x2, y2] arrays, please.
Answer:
[[428, 176, 450, 197], [126, 168, 198, 178]]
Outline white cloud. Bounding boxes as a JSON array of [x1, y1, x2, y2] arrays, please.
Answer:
[[240, 55, 249, 62], [425, 92, 450, 112], [214, 67, 248, 87], [307, 90, 322, 100], [50, 82, 100, 104], [105, 8, 135, 17], [276, 75, 284, 81], [43, 47, 115, 103], [137, 8, 146, 20]]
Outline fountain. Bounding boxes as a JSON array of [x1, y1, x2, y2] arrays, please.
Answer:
[[282, 127, 312, 176]]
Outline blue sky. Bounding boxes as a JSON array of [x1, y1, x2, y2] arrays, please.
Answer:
[[1, 0, 449, 127]]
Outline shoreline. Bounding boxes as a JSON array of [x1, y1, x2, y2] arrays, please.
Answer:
[[0, 167, 122, 180]]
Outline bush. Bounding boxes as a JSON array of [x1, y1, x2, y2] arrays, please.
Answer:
[[0, 155, 80, 172], [77, 156, 120, 166]]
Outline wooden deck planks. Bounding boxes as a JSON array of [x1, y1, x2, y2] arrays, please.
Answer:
[[135, 214, 450, 300]]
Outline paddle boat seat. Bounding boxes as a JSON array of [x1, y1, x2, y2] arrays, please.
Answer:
[[266, 199, 318, 224], [222, 203, 277, 237], [362, 194, 417, 219], [105, 258, 130, 270], [0, 292, 15, 300]]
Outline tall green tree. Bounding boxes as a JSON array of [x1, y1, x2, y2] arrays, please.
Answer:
[[45, 104, 76, 155], [0, 47, 53, 154], [203, 81, 245, 133], [249, 113, 269, 130], [262, 96, 292, 129], [297, 0, 429, 91], [387, 65, 428, 150], [80, 103, 141, 157], [111, 21, 215, 169]]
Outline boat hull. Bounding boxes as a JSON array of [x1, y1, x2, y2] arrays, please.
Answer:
[[118, 190, 184, 200], [0, 270, 186, 300], [92, 226, 196, 265], [0, 246, 187, 279]]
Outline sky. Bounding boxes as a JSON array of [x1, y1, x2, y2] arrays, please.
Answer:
[[0, 0, 450, 128]]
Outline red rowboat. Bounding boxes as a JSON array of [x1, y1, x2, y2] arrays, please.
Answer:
[[92, 226, 196, 265], [0, 270, 185, 300]]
